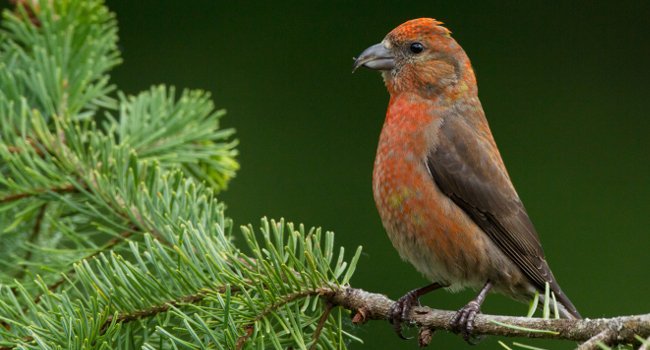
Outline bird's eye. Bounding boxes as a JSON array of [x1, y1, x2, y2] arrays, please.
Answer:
[[409, 42, 424, 54]]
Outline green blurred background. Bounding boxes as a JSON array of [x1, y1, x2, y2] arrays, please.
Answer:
[[29, 1, 650, 348]]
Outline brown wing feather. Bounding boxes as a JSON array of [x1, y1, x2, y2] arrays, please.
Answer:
[[427, 115, 552, 291], [428, 115, 581, 318]]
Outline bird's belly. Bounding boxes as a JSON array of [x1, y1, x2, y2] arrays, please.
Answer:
[[373, 152, 527, 294]]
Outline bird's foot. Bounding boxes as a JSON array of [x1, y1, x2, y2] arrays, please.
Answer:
[[389, 290, 421, 339], [451, 300, 481, 343], [389, 283, 443, 340]]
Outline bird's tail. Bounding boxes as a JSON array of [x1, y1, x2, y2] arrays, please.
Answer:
[[541, 280, 582, 319]]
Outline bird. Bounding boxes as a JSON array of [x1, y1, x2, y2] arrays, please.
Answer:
[[352, 18, 581, 341]]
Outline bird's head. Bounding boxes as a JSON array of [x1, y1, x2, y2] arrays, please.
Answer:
[[353, 18, 475, 97]]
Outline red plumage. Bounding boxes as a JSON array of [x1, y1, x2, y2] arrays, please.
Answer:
[[354, 18, 580, 341]]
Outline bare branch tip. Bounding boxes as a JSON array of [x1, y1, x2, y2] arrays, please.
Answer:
[[418, 327, 434, 347], [352, 307, 369, 324]]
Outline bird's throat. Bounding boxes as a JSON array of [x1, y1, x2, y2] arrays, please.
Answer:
[[384, 59, 476, 102]]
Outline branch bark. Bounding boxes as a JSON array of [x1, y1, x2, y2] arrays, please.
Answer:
[[324, 285, 650, 348]]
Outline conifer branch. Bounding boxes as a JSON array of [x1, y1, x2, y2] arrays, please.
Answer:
[[100, 290, 212, 334], [0, 185, 77, 204], [31, 228, 135, 304], [1, 285, 332, 350], [310, 302, 334, 350], [13, 204, 47, 280], [326, 286, 650, 348]]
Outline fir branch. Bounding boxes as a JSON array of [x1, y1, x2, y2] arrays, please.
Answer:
[[4, 227, 138, 339], [325, 286, 650, 348], [310, 302, 334, 350], [31, 228, 135, 304], [2, 288, 224, 350], [0, 184, 77, 203], [13, 203, 47, 280], [234, 288, 329, 348], [1, 284, 334, 350], [100, 290, 212, 334], [254, 289, 325, 324]]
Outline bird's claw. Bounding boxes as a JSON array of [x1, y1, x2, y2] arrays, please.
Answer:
[[389, 290, 421, 340], [451, 301, 481, 343]]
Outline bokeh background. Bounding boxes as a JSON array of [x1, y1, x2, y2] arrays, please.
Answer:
[[16, 1, 650, 348]]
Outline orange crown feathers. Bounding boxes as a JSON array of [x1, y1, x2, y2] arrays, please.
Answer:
[[388, 18, 452, 42]]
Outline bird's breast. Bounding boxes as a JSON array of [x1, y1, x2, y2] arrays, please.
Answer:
[[372, 98, 494, 289]]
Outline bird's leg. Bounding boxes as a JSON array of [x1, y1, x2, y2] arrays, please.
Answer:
[[390, 282, 444, 339], [452, 280, 492, 342]]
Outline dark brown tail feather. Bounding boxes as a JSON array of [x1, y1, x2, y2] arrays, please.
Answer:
[[549, 280, 581, 319]]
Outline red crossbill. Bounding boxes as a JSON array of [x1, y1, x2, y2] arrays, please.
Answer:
[[353, 18, 581, 341]]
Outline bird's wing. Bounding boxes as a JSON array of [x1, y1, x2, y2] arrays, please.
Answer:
[[427, 115, 552, 290]]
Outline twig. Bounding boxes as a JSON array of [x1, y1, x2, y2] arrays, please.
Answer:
[[235, 288, 325, 349], [325, 285, 650, 347], [100, 290, 211, 334], [0, 184, 77, 204], [235, 325, 254, 350], [576, 329, 615, 350], [13, 204, 47, 280], [310, 302, 334, 350]]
